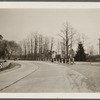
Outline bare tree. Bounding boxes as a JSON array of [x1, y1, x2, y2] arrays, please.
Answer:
[[56, 39, 61, 54], [87, 45, 95, 56], [77, 33, 88, 45], [23, 39, 27, 59], [50, 37, 55, 58], [30, 33, 34, 59], [20, 32, 55, 60], [50, 37, 55, 52], [60, 39, 66, 58], [33, 33, 38, 60], [25, 37, 31, 59], [81, 33, 88, 46], [43, 37, 50, 60], [6, 41, 19, 59], [38, 34, 43, 60], [58, 22, 76, 59], [19, 41, 23, 58]]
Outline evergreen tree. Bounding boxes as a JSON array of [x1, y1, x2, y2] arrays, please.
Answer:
[[75, 42, 86, 61], [0, 35, 3, 41]]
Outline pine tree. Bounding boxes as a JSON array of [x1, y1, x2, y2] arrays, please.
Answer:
[[75, 42, 86, 61]]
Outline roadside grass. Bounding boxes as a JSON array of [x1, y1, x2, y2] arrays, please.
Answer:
[[0, 62, 21, 72], [59, 62, 100, 92]]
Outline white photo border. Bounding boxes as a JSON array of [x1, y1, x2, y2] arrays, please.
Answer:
[[0, 2, 100, 99]]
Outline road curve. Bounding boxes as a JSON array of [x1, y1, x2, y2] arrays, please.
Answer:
[[0, 61, 91, 92], [0, 61, 38, 92]]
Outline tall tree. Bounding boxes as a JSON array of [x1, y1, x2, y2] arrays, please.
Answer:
[[56, 39, 60, 54], [34, 33, 38, 60], [43, 37, 49, 60], [87, 45, 95, 56], [0, 40, 8, 59], [19, 41, 23, 58], [23, 39, 27, 59], [50, 37, 55, 59], [75, 42, 86, 61], [30, 33, 34, 59], [58, 22, 76, 59], [39, 34, 43, 60], [6, 41, 19, 59]]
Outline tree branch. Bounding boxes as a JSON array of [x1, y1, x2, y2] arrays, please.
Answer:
[[58, 33, 66, 41]]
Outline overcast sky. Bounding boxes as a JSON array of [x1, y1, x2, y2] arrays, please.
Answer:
[[0, 9, 100, 53]]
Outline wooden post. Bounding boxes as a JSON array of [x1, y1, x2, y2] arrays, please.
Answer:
[[61, 58, 63, 63]]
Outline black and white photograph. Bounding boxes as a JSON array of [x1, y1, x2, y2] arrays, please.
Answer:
[[0, 2, 100, 98]]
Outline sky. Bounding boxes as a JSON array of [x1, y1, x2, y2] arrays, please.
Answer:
[[0, 9, 100, 54]]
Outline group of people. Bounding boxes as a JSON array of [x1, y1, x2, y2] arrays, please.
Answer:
[[51, 48, 75, 64]]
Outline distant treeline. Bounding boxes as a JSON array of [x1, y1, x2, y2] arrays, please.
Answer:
[[87, 55, 100, 62], [0, 33, 88, 62], [19, 32, 55, 60], [0, 21, 96, 61]]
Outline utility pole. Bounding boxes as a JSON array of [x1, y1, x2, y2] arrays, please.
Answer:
[[99, 39, 100, 55]]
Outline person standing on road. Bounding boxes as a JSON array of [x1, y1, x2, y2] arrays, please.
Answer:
[[69, 48, 75, 64], [51, 51, 56, 62]]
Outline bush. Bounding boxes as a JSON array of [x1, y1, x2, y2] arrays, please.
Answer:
[[86, 55, 100, 62]]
